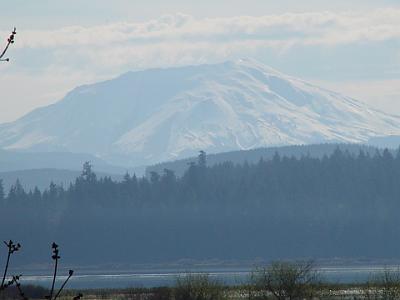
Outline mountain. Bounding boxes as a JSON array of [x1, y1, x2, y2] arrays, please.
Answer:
[[1, 59, 400, 166], [0, 149, 127, 173], [146, 143, 383, 177]]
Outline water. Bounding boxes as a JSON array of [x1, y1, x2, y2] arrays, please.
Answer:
[[18, 266, 400, 289]]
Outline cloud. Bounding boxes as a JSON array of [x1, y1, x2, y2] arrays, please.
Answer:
[[0, 8, 400, 78], [19, 10, 400, 43], [2, 8, 400, 70]]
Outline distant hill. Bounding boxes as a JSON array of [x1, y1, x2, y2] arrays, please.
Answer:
[[0, 149, 140, 192], [146, 143, 383, 177], [369, 135, 400, 149], [0, 168, 124, 192]]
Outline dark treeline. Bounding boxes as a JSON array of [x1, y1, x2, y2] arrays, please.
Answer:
[[146, 143, 380, 177], [1, 148, 400, 266]]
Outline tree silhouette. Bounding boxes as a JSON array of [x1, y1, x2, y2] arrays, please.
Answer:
[[1, 240, 21, 290], [0, 27, 16, 62], [46, 242, 77, 300], [0, 240, 26, 299]]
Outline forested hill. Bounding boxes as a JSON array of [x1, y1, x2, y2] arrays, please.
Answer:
[[146, 143, 381, 177], [1, 148, 400, 267]]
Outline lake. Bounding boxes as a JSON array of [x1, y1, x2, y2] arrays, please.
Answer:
[[18, 265, 400, 289]]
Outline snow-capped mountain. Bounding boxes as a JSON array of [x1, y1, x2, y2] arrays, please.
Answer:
[[1, 59, 400, 166]]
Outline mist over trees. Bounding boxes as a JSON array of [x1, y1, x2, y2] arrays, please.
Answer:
[[2, 148, 400, 266]]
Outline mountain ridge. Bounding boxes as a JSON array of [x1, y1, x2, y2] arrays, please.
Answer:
[[1, 59, 400, 166]]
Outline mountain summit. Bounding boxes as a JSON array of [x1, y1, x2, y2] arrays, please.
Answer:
[[1, 59, 400, 166]]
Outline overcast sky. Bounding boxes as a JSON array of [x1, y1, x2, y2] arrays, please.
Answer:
[[0, 0, 399, 123]]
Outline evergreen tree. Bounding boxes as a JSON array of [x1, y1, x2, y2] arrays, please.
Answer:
[[32, 186, 42, 202], [198, 150, 207, 168], [123, 172, 131, 183], [7, 179, 26, 202], [150, 171, 160, 184], [80, 161, 97, 183]]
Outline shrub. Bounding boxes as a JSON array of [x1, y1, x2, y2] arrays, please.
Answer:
[[359, 268, 400, 300], [173, 273, 227, 300], [250, 261, 321, 300], [149, 287, 173, 300]]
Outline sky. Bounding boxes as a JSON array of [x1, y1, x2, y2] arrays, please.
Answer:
[[0, 0, 399, 123]]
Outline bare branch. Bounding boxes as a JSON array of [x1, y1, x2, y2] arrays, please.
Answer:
[[1, 240, 21, 290], [0, 27, 17, 62]]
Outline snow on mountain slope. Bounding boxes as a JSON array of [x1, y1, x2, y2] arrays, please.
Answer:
[[1, 59, 400, 166]]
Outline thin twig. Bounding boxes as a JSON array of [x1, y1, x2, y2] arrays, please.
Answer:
[[53, 270, 74, 300], [0, 27, 16, 62], [1, 243, 11, 288], [14, 275, 28, 300], [1, 240, 21, 289], [48, 242, 60, 300]]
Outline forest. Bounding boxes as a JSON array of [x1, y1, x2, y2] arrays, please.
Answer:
[[1, 148, 400, 266]]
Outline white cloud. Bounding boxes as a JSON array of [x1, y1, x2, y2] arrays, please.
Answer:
[[1, 9, 398, 77], [5, 9, 399, 48]]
